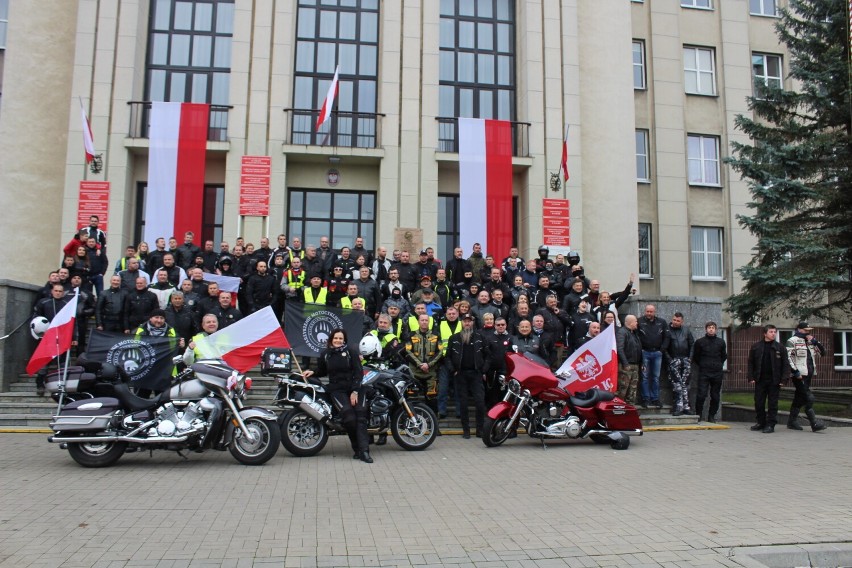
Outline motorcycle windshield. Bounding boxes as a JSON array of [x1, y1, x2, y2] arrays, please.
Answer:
[[505, 352, 558, 394]]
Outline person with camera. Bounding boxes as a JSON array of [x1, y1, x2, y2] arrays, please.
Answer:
[[785, 321, 827, 432]]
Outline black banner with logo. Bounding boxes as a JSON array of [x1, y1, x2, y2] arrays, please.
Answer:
[[284, 303, 365, 357], [86, 330, 179, 391]]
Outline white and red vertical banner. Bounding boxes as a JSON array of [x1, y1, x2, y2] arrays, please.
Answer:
[[560, 125, 570, 182], [239, 156, 271, 217], [316, 65, 340, 132], [26, 293, 79, 375], [555, 324, 618, 395], [143, 102, 209, 245], [77, 181, 110, 233], [80, 101, 96, 164], [458, 118, 514, 257]]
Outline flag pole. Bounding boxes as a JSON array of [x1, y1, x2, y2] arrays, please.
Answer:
[[55, 289, 79, 411]]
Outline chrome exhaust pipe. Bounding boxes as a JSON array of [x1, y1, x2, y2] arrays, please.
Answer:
[[584, 429, 643, 437], [48, 434, 191, 444]]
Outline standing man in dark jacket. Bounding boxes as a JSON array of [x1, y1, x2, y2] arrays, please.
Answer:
[[164, 291, 195, 344], [244, 260, 277, 314], [447, 314, 487, 438], [692, 321, 728, 423], [616, 315, 643, 404], [96, 275, 129, 333], [126, 277, 160, 330], [32, 284, 74, 394], [482, 317, 516, 407], [746, 324, 787, 433], [175, 231, 202, 270], [637, 304, 669, 408], [666, 312, 695, 416]]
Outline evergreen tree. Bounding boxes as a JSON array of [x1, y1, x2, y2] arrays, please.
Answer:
[[726, 0, 852, 325]]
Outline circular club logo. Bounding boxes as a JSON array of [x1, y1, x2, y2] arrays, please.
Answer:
[[105, 339, 157, 382], [302, 310, 345, 353]]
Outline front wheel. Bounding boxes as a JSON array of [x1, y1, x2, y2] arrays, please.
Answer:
[[66, 438, 128, 468], [391, 402, 437, 451], [482, 416, 513, 447], [279, 409, 329, 457], [229, 417, 281, 465]]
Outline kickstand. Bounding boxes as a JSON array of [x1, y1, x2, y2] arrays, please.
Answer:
[[539, 437, 548, 451], [176, 450, 189, 460]]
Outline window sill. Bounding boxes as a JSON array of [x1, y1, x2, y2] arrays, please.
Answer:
[[689, 182, 723, 189], [685, 92, 719, 98], [691, 277, 726, 282], [681, 5, 713, 10], [750, 12, 780, 18], [639, 275, 653, 280], [637, 179, 652, 185]]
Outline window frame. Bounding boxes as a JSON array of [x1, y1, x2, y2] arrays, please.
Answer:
[[751, 52, 783, 95], [681, 0, 712, 9], [438, 194, 461, 266], [638, 223, 653, 279], [287, 189, 376, 253], [690, 226, 724, 281], [683, 45, 717, 96], [0, 0, 8, 50], [632, 40, 646, 90], [635, 129, 650, 182], [134, 182, 225, 246], [834, 330, 852, 370], [687, 134, 722, 187], [750, 0, 778, 17]]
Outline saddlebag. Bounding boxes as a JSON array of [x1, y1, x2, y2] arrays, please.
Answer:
[[50, 397, 121, 432], [45, 367, 98, 395], [260, 347, 293, 376]]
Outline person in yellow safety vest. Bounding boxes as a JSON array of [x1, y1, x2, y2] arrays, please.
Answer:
[[183, 313, 219, 366], [435, 306, 463, 418], [386, 304, 405, 339], [281, 256, 306, 299], [338, 282, 366, 310], [302, 274, 328, 305], [405, 313, 443, 401], [134, 308, 184, 396], [369, 313, 403, 364], [286, 237, 306, 268], [404, 301, 435, 341]]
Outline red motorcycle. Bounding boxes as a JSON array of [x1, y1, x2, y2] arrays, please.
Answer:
[[482, 353, 643, 450]]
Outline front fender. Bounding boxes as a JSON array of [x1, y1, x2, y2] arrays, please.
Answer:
[[224, 406, 280, 440], [487, 401, 516, 420]]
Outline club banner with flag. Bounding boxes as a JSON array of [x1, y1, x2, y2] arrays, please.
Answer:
[[458, 117, 514, 257], [26, 294, 79, 375], [85, 330, 179, 391], [560, 125, 570, 182], [143, 102, 209, 246], [80, 100, 96, 164], [202, 273, 241, 293], [315, 65, 340, 132], [194, 306, 288, 373], [284, 302, 366, 357], [555, 324, 618, 395]]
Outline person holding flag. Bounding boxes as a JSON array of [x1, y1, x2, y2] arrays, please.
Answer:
[[28, 284, 78, 395]]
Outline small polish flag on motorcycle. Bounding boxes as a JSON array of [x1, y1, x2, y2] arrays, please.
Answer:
[[555, 324, 618, 394]]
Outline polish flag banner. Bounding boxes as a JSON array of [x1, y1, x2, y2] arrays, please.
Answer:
[[80, 101, 96, 163], [194, 306, 289, 373], [458, 118, 514, 257], [555, 324, 618, 394], [560, 125, 570, 182], [202, 273, 242, 294], [26, 293, 79, 375], [143, 102, 209, 245], [315, 65, 340, 132]]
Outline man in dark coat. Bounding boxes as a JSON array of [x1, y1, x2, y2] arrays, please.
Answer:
[[746, 324, 788, 433], [692, 321, 728, 423]]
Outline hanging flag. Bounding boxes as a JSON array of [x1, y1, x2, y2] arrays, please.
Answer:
[[560, 125, 570, 182], [26, 294, 79, 375], [458, 118, 514, 257], [284, 302, 366, 357], [80, 100, 96, 164], [315, 65, 340, 132], [555, 324, 618, 394], [143, 102, 210, 245], [86, 330, 180, 392], [202, 273, 242, 294], [194, 306, 288, 373]]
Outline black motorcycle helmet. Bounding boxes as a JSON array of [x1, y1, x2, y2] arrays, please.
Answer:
[[566, 251, 581, 266], [537, 245, 549, 259]]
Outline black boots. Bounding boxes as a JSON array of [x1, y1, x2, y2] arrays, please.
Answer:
[[787, 406, 803, 430], [806, 409, 827, 432]]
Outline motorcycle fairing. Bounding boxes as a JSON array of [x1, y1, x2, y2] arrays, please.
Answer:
[[487, 401, 515, 420]]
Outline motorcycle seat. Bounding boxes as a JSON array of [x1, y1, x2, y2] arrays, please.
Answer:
[[112, 382, 158, 412], [306, 376, 326, 388], [570, 389, 616, 408]]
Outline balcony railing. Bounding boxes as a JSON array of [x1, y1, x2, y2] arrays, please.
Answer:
[[436, 117, 530, 158], [284, 109, 384, 149], [128, 101, 232, 142]]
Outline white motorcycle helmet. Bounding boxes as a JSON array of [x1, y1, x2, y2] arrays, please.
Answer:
[[359, 334, 382, 359], [30, 316, 50, 340]]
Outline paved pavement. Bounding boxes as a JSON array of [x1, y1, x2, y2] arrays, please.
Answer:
[[1, 426, 851, 568]]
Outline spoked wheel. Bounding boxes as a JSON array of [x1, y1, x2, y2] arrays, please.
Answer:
[[229, 417, 281, 465], [66, 437, 128, 468], [482, 417, 513, 447], [279, 409, 329, 457], [391, 403, 438, 451]]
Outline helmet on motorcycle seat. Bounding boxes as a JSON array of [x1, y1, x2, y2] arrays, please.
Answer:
[[359, 334, 382, 359], [98, 362, 120, 382]]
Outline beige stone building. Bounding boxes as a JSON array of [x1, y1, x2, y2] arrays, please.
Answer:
[[0, 0, 850, 383]]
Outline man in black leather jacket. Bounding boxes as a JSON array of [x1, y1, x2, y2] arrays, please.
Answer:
[[692, 321, 728, 423], [747, 324, 788, 433], [665, 312, 695, 416]]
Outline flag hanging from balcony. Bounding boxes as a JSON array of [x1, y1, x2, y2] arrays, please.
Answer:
[[458, 118, 514, 257], [143, 102, 209, 245], [79, 100, 96, 164], [315, 65, 340, 132], [561, 125, 570, 182]]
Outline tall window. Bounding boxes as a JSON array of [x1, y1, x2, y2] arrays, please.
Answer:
[[134, 184, 224, 245], [438, 194, 461, 264], [288, 190, 376, 252], [750, 0, 777, 16], [0, 0, 8, 49], [682, 0, 711, 7], [146, 0, 234, 105], [687, 134, 720, 186], [632, 41, 646, 90], [834, 331, 852, 370], [638, 223, 652, 278], [752, 53, 783, 93], [691, 226, 724, 280], [636, 130, 650, 181], [439, 0, 515, 121], [683, 46, 716, 95], [292, 0, 379, 147]]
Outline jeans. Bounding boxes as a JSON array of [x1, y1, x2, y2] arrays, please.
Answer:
[[640, 350, 662, 402], [90, 274, 104, 297]]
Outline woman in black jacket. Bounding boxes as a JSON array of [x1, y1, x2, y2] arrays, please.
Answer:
[[304, 328, 372, 463]]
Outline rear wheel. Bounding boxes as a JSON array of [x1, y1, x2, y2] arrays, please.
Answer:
[[229, 417, 280, 465], [66, 438, 128, 468], [482, 417, 512, 447], [279, 409, 329, 457], [391, 403, 438, 451]]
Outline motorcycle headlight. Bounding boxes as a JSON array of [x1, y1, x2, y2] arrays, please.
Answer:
[[507, 379, 521, 395]]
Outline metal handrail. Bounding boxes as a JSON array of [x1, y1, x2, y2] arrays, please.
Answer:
[[283, 108, 385, 149], [127, 101, 234, 142], [435, 117, 531, 157]]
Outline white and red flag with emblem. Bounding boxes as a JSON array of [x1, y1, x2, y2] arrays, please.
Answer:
[[80, 100, 96, 164], [555, 323, 617, 394]]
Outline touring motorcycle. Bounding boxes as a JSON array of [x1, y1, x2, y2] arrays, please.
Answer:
[[47, 358, 280, 467], [483, 352, 642, 450], [265, 349, 438, 456]]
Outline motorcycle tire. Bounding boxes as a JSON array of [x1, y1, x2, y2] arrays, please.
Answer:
[[390, 402, 438, 451], [229, 417, 281, 465], [482, 417, 512, 447], [279, 409, 329, 457], [66, 437, 128, 468], [590, 434, 609, 445]]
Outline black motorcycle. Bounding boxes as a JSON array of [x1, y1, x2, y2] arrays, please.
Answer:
[[47, 357, 280, 467], [269, 354, 438, 457]]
